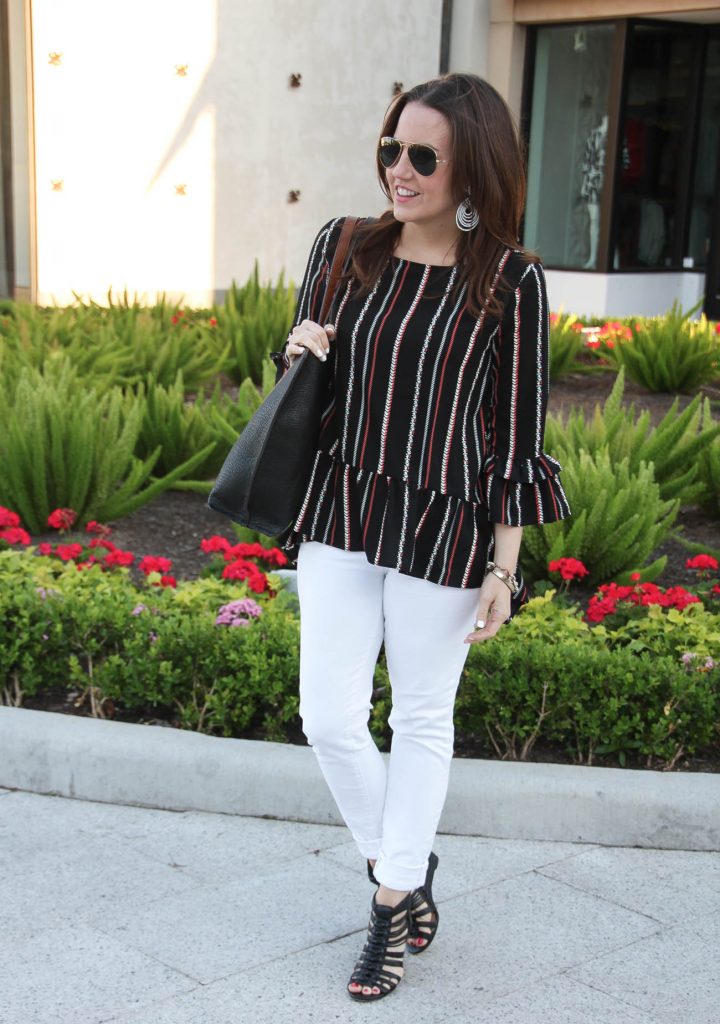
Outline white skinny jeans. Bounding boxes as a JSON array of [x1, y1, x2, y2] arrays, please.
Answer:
[[296, 540, 482, 891]]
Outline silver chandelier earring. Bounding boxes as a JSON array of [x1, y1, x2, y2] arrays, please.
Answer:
[[456, 189, 480, 232]]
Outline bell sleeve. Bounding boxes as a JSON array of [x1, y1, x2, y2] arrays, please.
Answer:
[[482, 260, 572, 527], [268, 216, 345, 387]]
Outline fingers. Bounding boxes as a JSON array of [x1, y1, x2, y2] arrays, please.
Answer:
[[464, 593, 511, 644], [287, 320, 336, 363]]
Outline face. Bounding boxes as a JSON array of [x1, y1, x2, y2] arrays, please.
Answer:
[[382, 101, 456, 231]]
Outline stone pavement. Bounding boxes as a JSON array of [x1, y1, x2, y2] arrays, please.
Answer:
[[1, 785, 718, 1024]]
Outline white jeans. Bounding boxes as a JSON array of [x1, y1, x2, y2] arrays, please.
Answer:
[[296, 540, 482, 891]]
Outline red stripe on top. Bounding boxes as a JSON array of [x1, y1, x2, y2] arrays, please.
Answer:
[[359, 261, 411, 465], [423, 303, 468, 490], [443, 503, 465, 585]]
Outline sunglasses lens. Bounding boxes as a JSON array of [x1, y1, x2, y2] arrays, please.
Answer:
[[378, 139, 402, 168], [409, 145, 437, 176]]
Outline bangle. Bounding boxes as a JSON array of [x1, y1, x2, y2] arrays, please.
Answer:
[[485, 560, 519, 596]]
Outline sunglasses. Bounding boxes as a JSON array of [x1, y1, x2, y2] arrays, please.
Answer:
[[377, 136, 449, 177]]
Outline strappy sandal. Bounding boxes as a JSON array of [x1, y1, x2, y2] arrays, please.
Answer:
[[347, 891, 412, 1001], [406, 851, 439, 954], [366, 853, 440, 954]]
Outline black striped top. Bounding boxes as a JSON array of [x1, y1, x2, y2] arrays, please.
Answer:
[[271, 216, 572, 614]]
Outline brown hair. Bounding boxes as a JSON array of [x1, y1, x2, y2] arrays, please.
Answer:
[[348, 73, 538, 320]]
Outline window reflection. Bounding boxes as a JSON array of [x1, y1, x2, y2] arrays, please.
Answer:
[[524, 23, 616, 270], [614, 26, 695, 269]]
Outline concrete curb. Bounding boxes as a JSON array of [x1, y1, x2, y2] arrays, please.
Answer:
[[1, 705, 718, 851]]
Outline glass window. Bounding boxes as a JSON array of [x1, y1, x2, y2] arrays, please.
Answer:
[[687, 38, 720, 270], [524, 22, 617, 270], [614, 25, 695, 269]]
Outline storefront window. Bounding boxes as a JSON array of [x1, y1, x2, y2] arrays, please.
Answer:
[[614, 25, 695, 269], [687, 38, 720, 270], [524, 22, 616, 270]]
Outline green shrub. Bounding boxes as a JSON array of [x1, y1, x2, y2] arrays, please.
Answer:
[[2, 550, 718, 771], [455, 591, 719, 769], [606, 299, 720, 392], [520, 445, 679, 586]]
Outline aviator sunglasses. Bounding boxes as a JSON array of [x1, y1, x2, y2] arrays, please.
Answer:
[[378, 136, 450, 177]]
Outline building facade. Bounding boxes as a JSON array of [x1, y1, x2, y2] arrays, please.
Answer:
[[2, 0, 719, 318]]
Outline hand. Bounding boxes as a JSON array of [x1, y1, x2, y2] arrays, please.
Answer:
[[464, 573, 512, 644], [286, 320, 336, 365]]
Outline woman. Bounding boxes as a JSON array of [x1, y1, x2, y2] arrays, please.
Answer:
[[270, 73, 571, 1001]]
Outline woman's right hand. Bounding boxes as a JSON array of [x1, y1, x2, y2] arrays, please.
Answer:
[[285, 320, 336, 367]]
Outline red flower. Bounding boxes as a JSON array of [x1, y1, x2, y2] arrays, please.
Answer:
[[170, 314, 179, 325], [629, 571, 641, 581], [712, 584, 720, 596], [0, 506, 20, 529], [150, 573, 177, 588], [586, 595, 617, 623], [47, 507, 77, 531], [715, 322, 720, 335], [138, 555, 173, 575], [549, 312, 559, 325], [548, 557, 589, 582], [37, 542, 54, 556], [208, 317, 218, 327], [685, 554, 719, 572], [88, 538, 116, 551], [103, 549, 135, 567], [200, 535, 232, 554], [55, 543, 84, 561], [85, 520, 112, 537], [0, 527, 31, 545], [585, 338, 600, 349]]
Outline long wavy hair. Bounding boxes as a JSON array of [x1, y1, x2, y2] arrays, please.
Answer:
[[348, 73, 538, 320]]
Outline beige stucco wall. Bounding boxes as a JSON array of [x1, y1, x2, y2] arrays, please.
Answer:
[[30, 0, 443, 306]]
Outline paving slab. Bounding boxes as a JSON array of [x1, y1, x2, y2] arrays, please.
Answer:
[[2, 788, 718, 1024]]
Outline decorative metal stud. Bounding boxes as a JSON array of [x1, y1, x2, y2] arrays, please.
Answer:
[[287, 190, 301, 203], [49, 52, 63, 65], [289, 73, 302, 88]]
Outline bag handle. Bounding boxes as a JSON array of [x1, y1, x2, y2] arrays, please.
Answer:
[[317, 216, 360, 325]]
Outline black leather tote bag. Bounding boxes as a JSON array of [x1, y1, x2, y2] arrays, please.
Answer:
[[207, 216, 359, 535]]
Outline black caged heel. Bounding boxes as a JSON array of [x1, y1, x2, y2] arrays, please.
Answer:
[[347, 891, 412, 1001], [406, 851, 439, 954]]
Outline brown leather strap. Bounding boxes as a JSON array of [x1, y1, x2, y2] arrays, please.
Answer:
[[318, 216, 359, 325]]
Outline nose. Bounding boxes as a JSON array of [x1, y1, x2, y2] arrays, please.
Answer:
[[392, 145, 414, 178]]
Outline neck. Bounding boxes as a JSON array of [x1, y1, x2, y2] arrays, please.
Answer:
[[396, 218, 462, 265]]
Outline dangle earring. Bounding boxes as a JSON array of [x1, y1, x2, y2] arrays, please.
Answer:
[[456, 188, 480, 232]]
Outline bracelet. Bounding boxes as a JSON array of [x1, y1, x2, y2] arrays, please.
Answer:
[[485, 560, 519, 596]]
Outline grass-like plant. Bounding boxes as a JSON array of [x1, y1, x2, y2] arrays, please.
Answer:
[[213, 264, 296, 386], [605, 299, 720, 392], [0, 359, 214, 532], [548, 312, 591, 379], [520, 446, 680, 586], [544, 366, 720, 506]]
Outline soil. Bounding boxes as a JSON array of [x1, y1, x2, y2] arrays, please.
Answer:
[[17, 368, 720, 772]]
